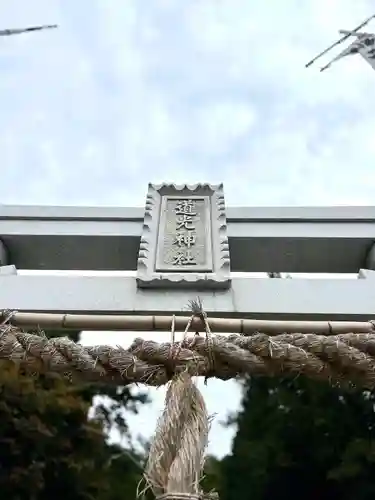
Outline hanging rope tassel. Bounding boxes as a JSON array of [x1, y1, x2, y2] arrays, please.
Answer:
[[143, 299, 217, 500], [144, 371, 209, 500]]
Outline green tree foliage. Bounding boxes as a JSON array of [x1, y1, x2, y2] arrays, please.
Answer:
[[0, 359, 143, 499], [220, 376, 375, 500], [45, 330, 148, 436], [96, 443, 146, 500], [202, 455, 223, 495], [0, 329, 147, 499]]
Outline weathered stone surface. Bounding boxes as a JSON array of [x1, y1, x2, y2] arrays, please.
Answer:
[[0, 273, 373, 320], [137, 183, 230, 289], [0, 205, 373, 273], [155, 196, 212, 272]]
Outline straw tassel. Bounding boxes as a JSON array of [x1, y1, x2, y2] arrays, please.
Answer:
[[143, 371, 209, 500], [142, 300, 217, 500]]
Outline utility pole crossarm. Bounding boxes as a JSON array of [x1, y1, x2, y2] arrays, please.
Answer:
[[0, 24, 58, 37], [305, 13, 375, 72], [338, 30, 372, 37]]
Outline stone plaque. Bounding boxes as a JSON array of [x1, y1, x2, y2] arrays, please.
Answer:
[[137, 183, 230, 289], [156, 196, 212, 272]]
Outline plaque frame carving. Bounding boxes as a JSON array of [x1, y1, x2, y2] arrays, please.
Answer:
[[136, 183, 231, 289]]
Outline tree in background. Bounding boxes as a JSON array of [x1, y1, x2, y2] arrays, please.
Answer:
[[0, 329, 148, 499], [216, 272, 375, 499], [46, 330, 148, 438], [220, 375, 375, 500]]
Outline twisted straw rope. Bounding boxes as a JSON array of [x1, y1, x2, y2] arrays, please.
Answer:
[[2, 323, 375, 387], [143, 371, 210, 500]]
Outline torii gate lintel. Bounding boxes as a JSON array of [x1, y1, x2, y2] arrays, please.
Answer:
[[1, 183, 375, 321]]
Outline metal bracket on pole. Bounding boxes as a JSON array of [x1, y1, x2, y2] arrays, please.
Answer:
[[305, 13, 375, 72]]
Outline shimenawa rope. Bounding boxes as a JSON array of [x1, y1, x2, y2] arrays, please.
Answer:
[[2, 315, 375, 388], [3, 304, 375, 498]]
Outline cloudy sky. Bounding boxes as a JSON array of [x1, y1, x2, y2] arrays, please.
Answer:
[[2, 0, 375, 457]]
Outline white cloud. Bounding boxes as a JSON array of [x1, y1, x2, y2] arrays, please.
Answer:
[[0, 0, 374, 207]]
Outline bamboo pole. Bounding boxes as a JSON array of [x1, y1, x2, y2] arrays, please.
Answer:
[[1, 311, 374, 335]]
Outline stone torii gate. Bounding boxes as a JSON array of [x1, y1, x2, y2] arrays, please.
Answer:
[[1, 182, 375, 321], [3, 185, 375, 500]]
